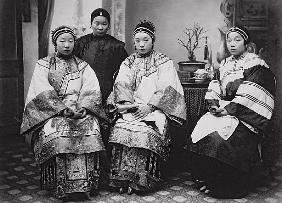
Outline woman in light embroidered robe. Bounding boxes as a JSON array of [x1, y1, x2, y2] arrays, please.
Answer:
[[189, 26, 276, 198], [107, 20, 186, 194], [21, 26, 107, 199]]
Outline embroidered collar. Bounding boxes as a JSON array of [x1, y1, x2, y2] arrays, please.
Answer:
[[137, 49, 154, 58], [230, 51, 248, 62], [56, 52, 74, 60]]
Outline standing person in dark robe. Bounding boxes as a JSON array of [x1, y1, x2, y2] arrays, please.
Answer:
[[189, 26, 276, 198], [73, 8, 128, 189], [73, 8, 128, 105]]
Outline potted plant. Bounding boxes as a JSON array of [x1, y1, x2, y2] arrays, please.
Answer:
[[177, 23, 207, 78]]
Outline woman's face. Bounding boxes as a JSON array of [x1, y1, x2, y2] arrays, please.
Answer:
[[226, 32, 246, 57], [91, 16, 109, 36], [134, 32, 153, 55], [56, 33, 74, 55]]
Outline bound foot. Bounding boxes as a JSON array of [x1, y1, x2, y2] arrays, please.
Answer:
[[127, 186, 133, 195], [119, 187, 125, 194], [199, 185, 210, 194], [193, 179, 205, 190]]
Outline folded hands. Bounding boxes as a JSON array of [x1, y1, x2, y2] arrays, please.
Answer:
[[209, 105, 228, 117], [62, 107, 87, 119]]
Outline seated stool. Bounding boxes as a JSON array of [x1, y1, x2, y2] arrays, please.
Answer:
[[40, 153, 100, 199]]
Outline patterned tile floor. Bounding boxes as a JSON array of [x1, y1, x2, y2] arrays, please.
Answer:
[[0, 138, 282, 203]]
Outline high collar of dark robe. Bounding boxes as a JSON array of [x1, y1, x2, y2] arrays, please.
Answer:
[[91, 33, 110, 40]]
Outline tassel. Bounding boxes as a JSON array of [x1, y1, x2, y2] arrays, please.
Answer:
[[204, 36, 208, 60], [208, 43, 212, 65]]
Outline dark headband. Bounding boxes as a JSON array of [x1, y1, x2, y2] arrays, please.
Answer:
[[133, 20, 156, 41], [51, 26, 75, 46], [226, 26, 249, 42]]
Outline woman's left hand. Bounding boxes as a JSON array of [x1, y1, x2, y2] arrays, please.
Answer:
[[132, 105, 152, 120], [213, 107, 229, 117], [76, 107, 87, 118], [70, 108, 87, 119]]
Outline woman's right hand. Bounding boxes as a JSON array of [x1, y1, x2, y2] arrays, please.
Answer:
[[75, 108, 87, 119], [209, 105, 218, 114], [132, 104, 152, 120], [116, 102, 139, 113]]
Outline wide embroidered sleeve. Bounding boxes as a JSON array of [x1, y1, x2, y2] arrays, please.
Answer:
[[148, 60, 187, 122], [77, 62, 108, 120], [21, 58, 66, 135], [113, 57, 135, 104]]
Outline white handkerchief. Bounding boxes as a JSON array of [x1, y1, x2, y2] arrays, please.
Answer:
[[191, 112, 239, 143]]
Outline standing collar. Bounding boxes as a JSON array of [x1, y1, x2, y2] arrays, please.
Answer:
[[230, 51, 248, 61], [137, 49, 154, 58], [55, 52, 74, 60]]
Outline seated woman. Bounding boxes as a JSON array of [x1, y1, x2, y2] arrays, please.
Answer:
[[189, 26, 276, 198], [21, 26, 107, 199], [107, 20, 186, 194]]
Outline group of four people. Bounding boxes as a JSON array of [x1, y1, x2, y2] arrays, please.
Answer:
[[21, 8, 275, 200]]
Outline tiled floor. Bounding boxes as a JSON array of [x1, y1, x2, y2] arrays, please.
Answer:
[[0, 137, 282, 203]]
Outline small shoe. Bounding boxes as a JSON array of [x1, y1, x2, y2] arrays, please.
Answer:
[[204, 189, 210, 194], [127, 186, 133, 195], [199, 185, 207, 192], [193, 180, 205, 190], [119, 187, 125, 194]]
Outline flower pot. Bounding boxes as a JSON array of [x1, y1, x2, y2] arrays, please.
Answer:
[[178, 61, 206, 72], [177, 61, 206, 83]]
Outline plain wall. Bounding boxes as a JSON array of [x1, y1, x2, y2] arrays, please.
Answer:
[[22, 0, 38, 100], [125, 0, 223, 69]]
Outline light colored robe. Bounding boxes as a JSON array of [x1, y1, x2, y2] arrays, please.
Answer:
[[21, 55, 106, 164], [108, 50, 186, 160]]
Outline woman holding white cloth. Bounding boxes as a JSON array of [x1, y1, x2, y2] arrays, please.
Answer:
[[189, 26, 276, 198]]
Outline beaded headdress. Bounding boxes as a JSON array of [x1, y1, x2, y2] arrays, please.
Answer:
[[133, 20, 156, 41], [226, 26, 250, 43], [51, 25, 76, 46]]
